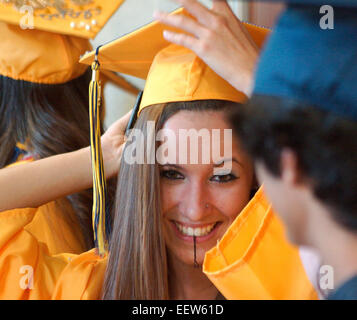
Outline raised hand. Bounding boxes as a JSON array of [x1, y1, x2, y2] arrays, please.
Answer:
[[101, 110, 132, 177], [154, 0, 259, 97]]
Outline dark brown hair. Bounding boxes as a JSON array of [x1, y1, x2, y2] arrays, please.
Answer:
[[0, 69, 115, 249], [230, 94, 357, 231]]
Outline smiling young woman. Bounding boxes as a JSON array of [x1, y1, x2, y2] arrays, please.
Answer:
[[103, 99, 254, 300]]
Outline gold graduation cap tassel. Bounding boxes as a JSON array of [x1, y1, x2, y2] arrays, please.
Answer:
[[89, 46, 109, 256]]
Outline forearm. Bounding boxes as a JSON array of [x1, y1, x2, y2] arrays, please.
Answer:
[[0, 147, 93, 212], [0, 110, 129, 212]]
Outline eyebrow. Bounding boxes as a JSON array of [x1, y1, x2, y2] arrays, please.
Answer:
[[160, 158, 243, 168], [160, 163, 184, 170], [213, 158, 243, 168]]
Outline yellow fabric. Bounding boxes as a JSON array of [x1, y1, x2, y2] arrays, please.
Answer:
[[0, 188, 317, 300], [0, 22, 91, 84], [3, 159, 87, 255], [0, 0, 123, 39], [79, 8, 270, 112], [52, 250, 107, 300], [0, 0, 124, 84], [23, 200, 88, 255], [203, 187, 318, 300], [0, 209, 106, 300]]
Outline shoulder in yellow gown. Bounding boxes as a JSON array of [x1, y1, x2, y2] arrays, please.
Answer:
[[3, 155, 87, 255], [0, 208, 106, 299], [0, 186, 318, 300]]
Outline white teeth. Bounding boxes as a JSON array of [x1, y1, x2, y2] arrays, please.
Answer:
[[174, 222, 217, 237]]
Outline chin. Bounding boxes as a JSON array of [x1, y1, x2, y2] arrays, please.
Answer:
[[169, 247, 209, 267]]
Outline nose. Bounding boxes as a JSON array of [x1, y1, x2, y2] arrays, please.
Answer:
[[180, 180, 211, 222]]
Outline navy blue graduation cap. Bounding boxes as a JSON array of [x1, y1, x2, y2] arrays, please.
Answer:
[[253, 5, 357, 121]]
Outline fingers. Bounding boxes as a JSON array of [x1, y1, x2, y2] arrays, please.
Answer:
[[211, 2, 255, 51], [154, 11, 205, 38], [172, 0, 220, 28], [154, 9, 204, 53], [211, 0, 245, 39], [211, 0, 230, 12], [163, 30, 199, 53], [212, 0, 239, 23], [118, 109, 133, 133], [155, 0, 236, 44], [107, 109, 132, 136]]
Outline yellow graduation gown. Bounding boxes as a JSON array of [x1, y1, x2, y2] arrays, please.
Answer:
[[3, 158, 87, 255], [0, 208, 106, 299], [203, 187, 319, 300], [0, 188, 318, 300]]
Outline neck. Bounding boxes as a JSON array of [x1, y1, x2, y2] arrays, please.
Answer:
[[305, 198, 357, 290], [168, 253, 219, 300]]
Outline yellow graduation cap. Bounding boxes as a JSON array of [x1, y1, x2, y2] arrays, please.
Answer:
[[0, 0, 124, 39], [80, 7, 269, 112], [79, 7, 270, 255], [0, 0, 124, 84]]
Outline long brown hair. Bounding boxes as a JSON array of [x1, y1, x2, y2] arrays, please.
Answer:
[[0, 69, 115, 250], [102, 100, 239, 299]]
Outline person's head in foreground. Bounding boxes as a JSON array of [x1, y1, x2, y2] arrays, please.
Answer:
[[81, 8, 269, 299], [230, 4, 357, 299]]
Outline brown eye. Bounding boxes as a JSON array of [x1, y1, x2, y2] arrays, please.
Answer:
[[210, 174, 238, 183], [160, 169, 184, 180]]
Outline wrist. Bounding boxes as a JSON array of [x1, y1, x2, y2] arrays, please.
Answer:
[[101, 136, 119, 179], [231, 47, 258, 98], [230, 69, 254, 98]]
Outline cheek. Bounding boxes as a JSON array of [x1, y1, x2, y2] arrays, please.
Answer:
[[214, 184, 252, 221], [257, 169, 292, 227], [217, 172, 254, 221], [160, 182, 183, 214]]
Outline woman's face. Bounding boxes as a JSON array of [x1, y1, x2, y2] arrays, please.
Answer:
[[160, 110, 254, 266]]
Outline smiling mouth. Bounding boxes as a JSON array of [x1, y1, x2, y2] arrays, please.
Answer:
[[173, 221, 220, 237]]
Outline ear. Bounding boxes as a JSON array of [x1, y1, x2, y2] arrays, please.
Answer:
[[280, 148, 300, 185]]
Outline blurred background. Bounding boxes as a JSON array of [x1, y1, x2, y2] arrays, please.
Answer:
[[92, 0, 284, 128]]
